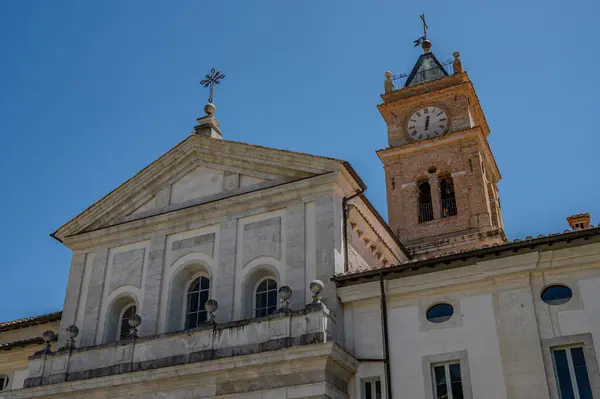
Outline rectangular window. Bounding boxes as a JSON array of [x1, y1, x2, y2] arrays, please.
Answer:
[[552, 346, 593, 399], [432, 362, 464, 399], [362, 377, 382, 399]]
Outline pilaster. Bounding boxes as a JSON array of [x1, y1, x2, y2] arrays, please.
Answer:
[[286, 203, 306, 309], [56, 253, 87, 348], [451, 171, 469, 224], [493, 279, 550, 399], [467, 156, 493, 229], [80, 247, 109, 347], [314, 193, 343, 342], [140, 232, 166, 336], [214, 218, 237, 323]]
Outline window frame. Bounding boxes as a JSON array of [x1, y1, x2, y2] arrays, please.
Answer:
[[552, 345, 593, 399], [422, 350, 472, 399], [426, 302, 455, 324], [542, 334, 600, 399], [541, 284, 573, 306], [182, 274, 211, 330], [253, 276, 278, 318], [361, 376, 382, 399], [117, 303, 136, 341], [431, 361, 463, 399]]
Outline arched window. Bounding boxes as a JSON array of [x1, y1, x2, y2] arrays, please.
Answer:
[[104, 295, 137, 343], [118, 304, 136, 340], [440, 177, 457, 218], [254, 278, 278, 317], [185, 276, 210, 329], [418, 181, 434, 222]]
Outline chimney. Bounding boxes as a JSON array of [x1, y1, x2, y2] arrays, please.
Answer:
[[567, 213, 591, 231]]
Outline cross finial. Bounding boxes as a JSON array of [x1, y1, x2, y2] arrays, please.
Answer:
[[200, 68, 225, 104], [413, 14, 431, 52]]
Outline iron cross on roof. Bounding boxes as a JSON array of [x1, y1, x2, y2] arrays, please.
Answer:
[[200, 68, 225, 104], [413, 14, 429, 47]]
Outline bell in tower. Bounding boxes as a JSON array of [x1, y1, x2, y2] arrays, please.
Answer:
[[377, 15, 506, 257]]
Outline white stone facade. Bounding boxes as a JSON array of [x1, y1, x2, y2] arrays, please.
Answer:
[[0, 132, 405, 398]]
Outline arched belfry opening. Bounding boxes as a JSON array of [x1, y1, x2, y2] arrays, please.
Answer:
[[418, 181, 434, 223], [440, 176, 457, 218]]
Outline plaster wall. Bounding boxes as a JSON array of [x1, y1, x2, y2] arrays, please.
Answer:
[[340, 242, 600, 399], [0, 322, 60, 391]]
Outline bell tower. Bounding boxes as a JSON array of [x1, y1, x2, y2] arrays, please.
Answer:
[[377, 35, 506, 257]]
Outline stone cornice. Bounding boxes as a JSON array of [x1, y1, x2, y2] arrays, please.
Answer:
[[347, 205, 403, 265], [15, 342, 351, 398], [376, 127, 501, 182], [335, 229, 600, 303], [63, 172, 340, 250], [378, 72, 491, 138]]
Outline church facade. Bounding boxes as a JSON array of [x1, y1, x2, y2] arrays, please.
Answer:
[[1, 38, 600, 399]]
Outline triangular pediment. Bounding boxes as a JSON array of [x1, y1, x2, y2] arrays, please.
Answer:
[[404, 52, 449, 88], [53, 135, 350, 242]]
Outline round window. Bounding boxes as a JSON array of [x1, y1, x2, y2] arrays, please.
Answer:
[[426, 303, 454, 323], [541, 285, 573, 305]]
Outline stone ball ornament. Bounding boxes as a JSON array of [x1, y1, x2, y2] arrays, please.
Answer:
[[204, 103, 216, 116], [128, 314, 142, 328], [42, 330, 56, 343], [204, 299, 219, 314], [278, 286, 292, 301], [66, 325, 79, 339], [309, 280, 324, 295]]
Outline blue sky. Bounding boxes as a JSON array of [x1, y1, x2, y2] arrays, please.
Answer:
[[0, 0, 598, 320]]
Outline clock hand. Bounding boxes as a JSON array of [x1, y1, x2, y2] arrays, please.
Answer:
[[425, 116, 430, 130]]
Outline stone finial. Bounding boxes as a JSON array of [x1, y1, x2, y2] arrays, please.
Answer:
[[384, 71, 395, 94], [453, 51, 463, 74], [204, 299, 219, 323], [309, 280, 324, 304], [567, 213, 591, 230], [422, 39, 432, 53], [60, 325, 79, 351], [41, 330, 56, 354], [278, 286, 292, 312], [204, 103, 216, 116], [128, 314, 142, 338]]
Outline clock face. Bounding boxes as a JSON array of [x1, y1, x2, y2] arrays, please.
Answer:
[[407, 106, 448, 140]]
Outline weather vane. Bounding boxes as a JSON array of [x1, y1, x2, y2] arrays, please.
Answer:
[[200, 68, 225, 104], [413, 14, 429, 47]]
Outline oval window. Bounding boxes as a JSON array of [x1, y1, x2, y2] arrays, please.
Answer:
[[426, 303, 454, 323], [541, 285, 573, 305]]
